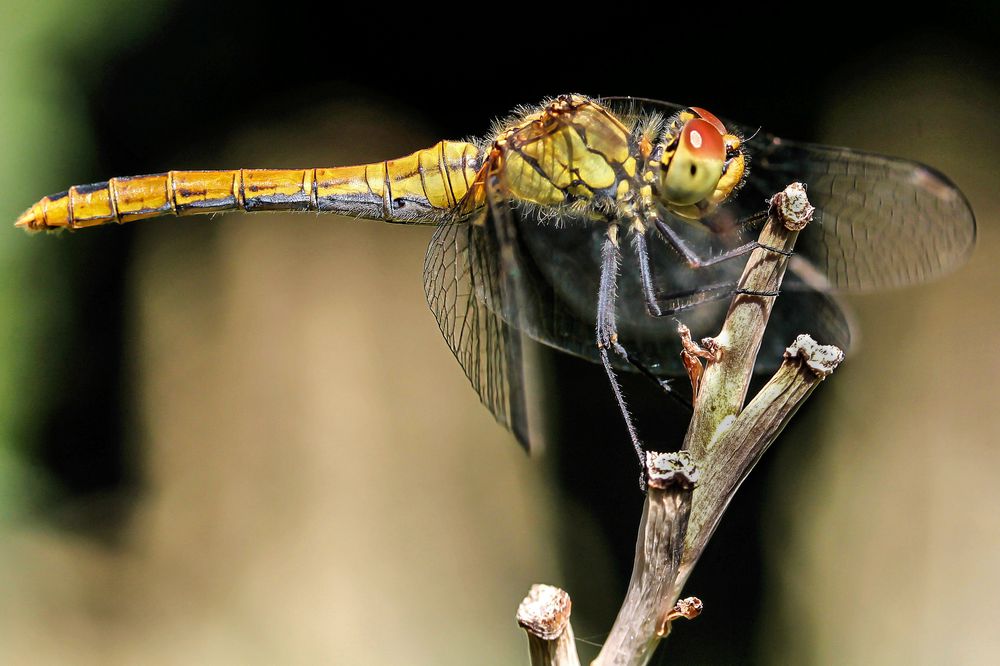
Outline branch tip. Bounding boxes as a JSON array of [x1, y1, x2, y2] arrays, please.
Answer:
[[770, 182, 815, 231], [784, 334, 845, 378], [517, 584, 572, 640]]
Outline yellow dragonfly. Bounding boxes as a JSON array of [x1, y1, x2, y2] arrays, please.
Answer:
[[15, 94, 976, 464]]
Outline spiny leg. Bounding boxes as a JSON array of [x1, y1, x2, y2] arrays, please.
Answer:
[[597, 223, 695, 410], [653, 214, 792, 270], [596, 224, 645, 468], [637, 217, 782, 316], [632, 221, 664, 316], [627, 217, 775, 411]]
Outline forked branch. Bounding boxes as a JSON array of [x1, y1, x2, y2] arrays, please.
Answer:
[[520, 183, 843, 666]]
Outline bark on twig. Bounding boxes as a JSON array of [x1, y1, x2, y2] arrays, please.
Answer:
[[592, 452, 698, 666]]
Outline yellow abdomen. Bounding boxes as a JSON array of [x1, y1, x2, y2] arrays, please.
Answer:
[[15, 140, 481, 231]]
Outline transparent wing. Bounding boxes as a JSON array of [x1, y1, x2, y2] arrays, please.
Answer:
[[424, 205, 852, 436], [602, 96, 976, 291], [515, 217, 853, 375], [422, 167, 533, 449], [738, 138, 976, 291]]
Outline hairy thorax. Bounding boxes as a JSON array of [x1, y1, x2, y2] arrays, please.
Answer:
[[474, 95, 660, 224]]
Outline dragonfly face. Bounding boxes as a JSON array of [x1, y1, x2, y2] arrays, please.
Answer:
[[654, 107, 747, 220], [14, 94, 976, 461]]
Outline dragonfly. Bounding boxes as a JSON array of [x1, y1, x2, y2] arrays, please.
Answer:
[[15, 94, 976, 464]]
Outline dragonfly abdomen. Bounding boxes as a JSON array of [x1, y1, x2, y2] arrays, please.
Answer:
[[324, 139, 482, 223], [15, 140, 481, 231]]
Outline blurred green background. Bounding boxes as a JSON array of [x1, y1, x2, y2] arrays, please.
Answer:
[[0, 3, 997, 663]]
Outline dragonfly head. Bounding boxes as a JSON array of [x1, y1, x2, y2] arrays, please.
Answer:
[[657, 107, 746, 219]]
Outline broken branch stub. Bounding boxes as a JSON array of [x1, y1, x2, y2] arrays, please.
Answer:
[[517, 585, 580, 666]]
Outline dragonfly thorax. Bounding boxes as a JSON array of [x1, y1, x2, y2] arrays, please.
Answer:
[[473, 96, 748, 231], [485, 96, 641, 213]]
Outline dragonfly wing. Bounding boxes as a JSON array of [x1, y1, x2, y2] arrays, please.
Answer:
[[514, 210, 856, 376], [423, 218, 532, 449], [422, 167, 534, 450], [425, 96, 866, 423], [739, 138, 976, 291]]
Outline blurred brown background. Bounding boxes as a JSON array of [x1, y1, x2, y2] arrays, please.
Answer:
[[0, 3, 997, 663]]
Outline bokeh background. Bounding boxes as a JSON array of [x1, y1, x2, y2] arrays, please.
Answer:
[[0, 3, 997, 664]]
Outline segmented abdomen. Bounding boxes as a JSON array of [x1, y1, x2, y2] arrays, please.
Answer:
[[15, 140, 481, 231]]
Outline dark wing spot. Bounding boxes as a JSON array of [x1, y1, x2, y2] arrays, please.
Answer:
[[690, 164, 697, 176]]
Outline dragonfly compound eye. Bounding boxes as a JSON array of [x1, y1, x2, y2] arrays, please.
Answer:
[[689, 106, 728, 135], [659, 118, 726, 207]]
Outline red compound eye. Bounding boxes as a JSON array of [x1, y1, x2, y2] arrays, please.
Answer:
[[661, 118, 727, 207], [681, 118, 725, 161], [689, 107, 728, 135]]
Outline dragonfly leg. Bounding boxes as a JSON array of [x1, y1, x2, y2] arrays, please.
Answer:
[[628, 220, 775, 410], [632, 227, 665, 316], [631, 220, 778, 316], [597, 225, 646, 469], [654, 216, 792, 269], [616, 347, 694, 412]]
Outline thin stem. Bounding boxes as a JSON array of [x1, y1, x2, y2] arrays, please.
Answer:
[[682, 183, 815, 460]]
